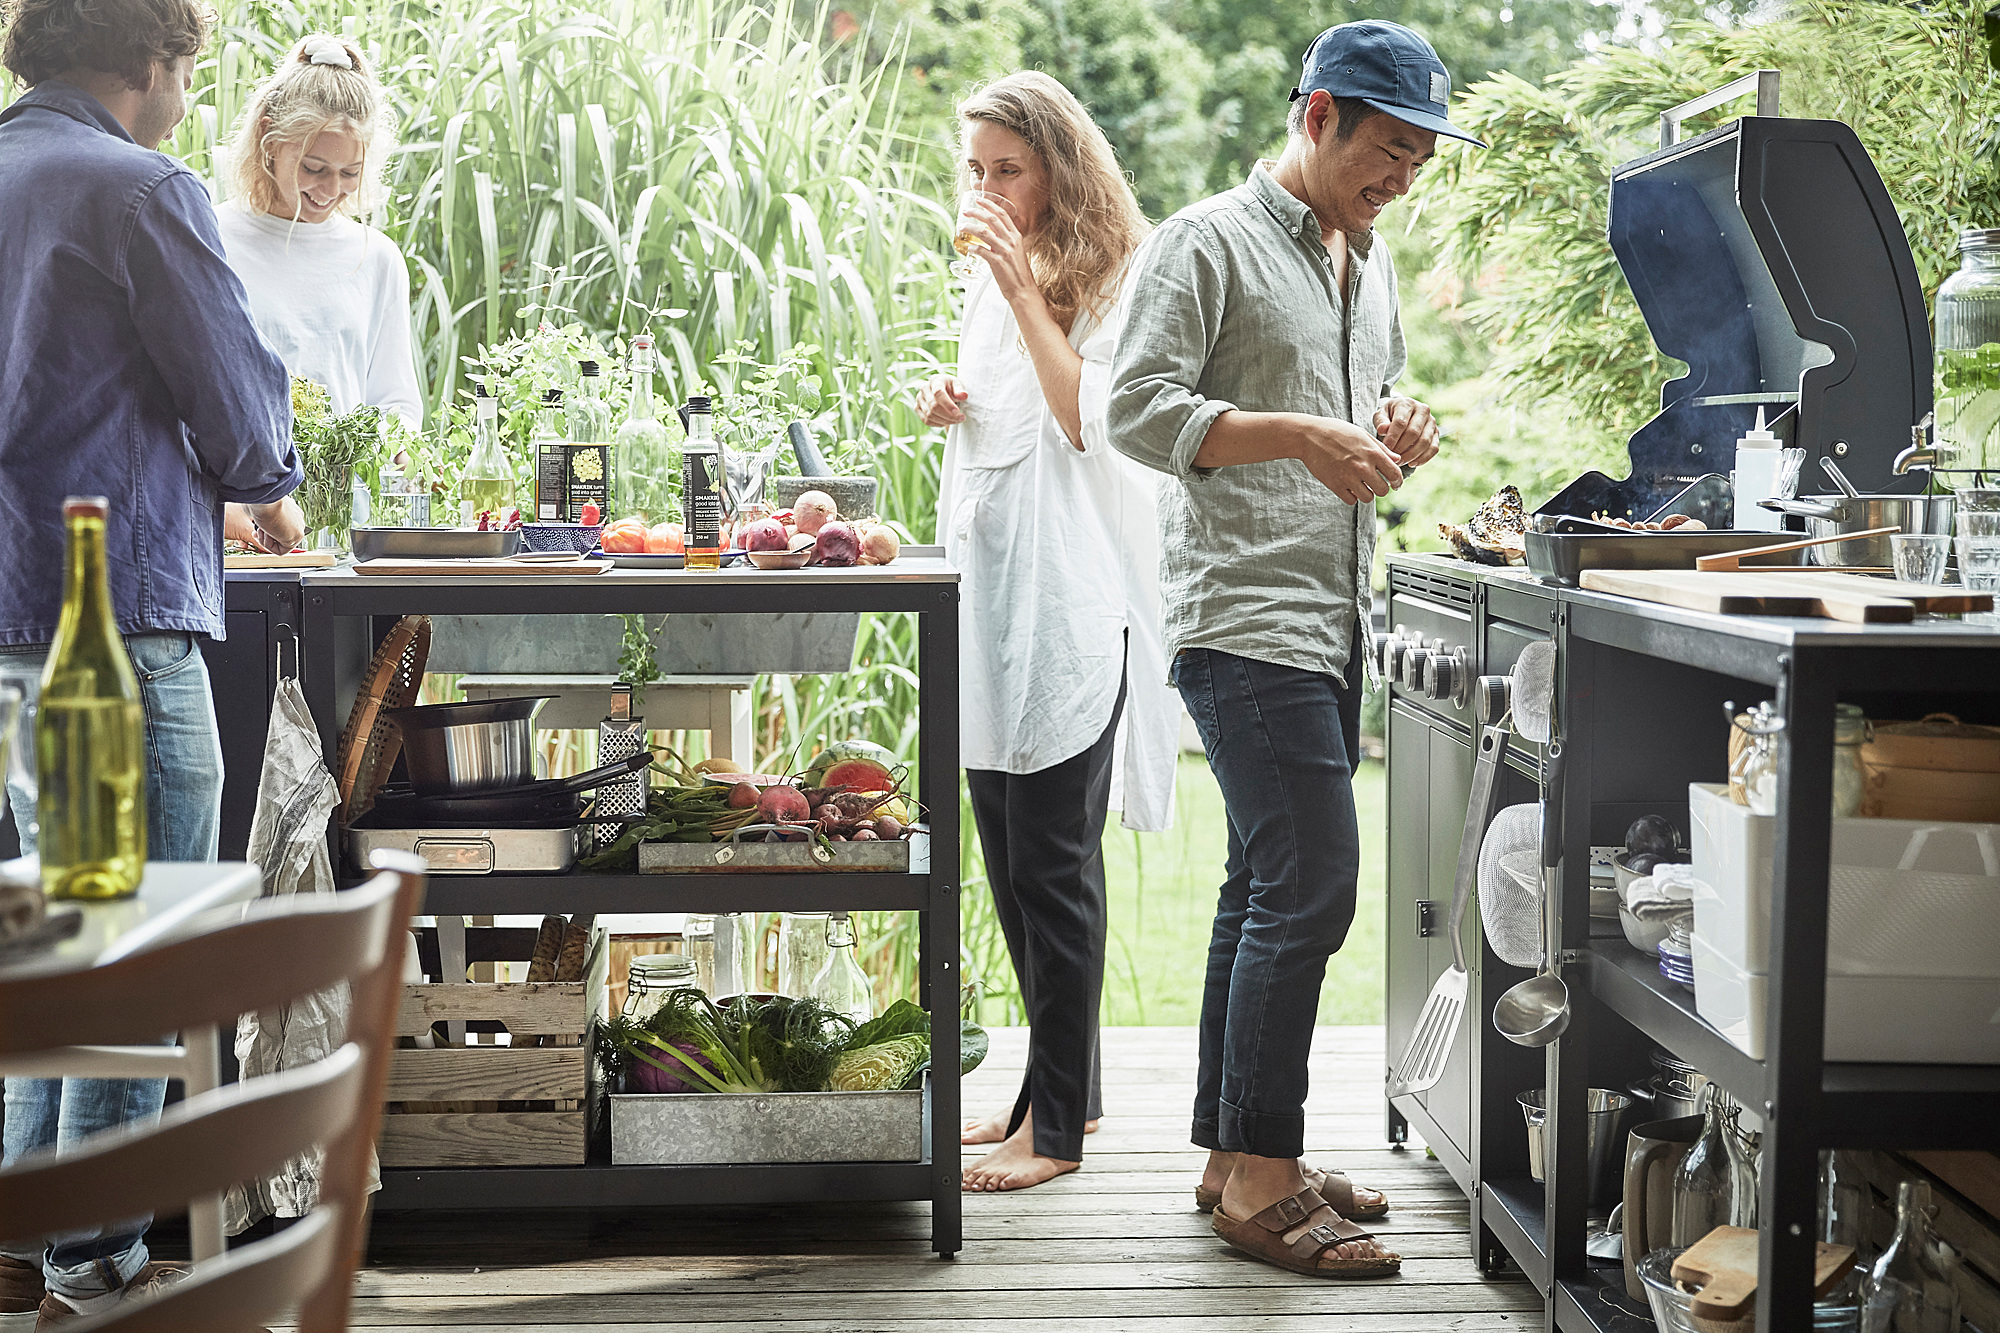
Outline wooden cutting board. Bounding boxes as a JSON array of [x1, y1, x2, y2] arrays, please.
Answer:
[[352, 558, 611, 577], [224, 551, 339, 569], [1580, 569, 1915, 623], [1745, 571, 1992, 614], [1670, 1225, 1855, 1320]]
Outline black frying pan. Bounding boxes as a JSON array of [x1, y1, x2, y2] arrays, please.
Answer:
[[369, 750, 653, 827]]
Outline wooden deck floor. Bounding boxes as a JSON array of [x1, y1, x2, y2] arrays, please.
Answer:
[[344, 1026, 1532, 1330]]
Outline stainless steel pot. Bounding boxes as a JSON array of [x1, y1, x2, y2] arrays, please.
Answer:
[[1761, 493, 1954, 567], [387, 696, 551, 795]]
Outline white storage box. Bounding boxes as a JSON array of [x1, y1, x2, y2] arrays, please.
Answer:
[[1688, 783, 2000, 978], [1690, 932, 2000, 1063]]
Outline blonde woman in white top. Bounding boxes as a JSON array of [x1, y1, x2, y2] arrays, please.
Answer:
[[214, 34, 420, 426], [918, 71, 1179, 1192]]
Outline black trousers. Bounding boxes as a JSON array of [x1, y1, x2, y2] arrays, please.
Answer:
[[965, 671, 1126, 1162]]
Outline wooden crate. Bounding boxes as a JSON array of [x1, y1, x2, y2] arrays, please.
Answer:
[[380, 928, 606, 1168]]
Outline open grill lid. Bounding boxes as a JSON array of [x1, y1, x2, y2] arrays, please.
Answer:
[[1541, 72, 1933, 522]]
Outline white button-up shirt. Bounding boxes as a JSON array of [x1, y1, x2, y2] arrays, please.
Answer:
[[937, 268, 1178, 831]]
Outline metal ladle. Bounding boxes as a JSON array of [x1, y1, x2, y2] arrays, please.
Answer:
[[1494, 737, 1572, 1046]]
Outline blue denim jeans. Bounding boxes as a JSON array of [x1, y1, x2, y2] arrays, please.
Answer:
[[0, 631, 222, 1301], [1174, 645, 1363, 1160]]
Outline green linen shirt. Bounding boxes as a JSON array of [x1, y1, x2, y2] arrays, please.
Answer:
[[1108, 164, 1405, 685]]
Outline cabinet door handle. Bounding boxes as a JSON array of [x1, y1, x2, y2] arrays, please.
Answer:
[[1416, 900, 1440, 937]]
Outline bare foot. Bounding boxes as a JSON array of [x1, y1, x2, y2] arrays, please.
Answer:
[[1218, 1156, 1397, 1263], [962, 1108, 1099, 1145], [962, 1110, 1081, 1192], [1202, 1151, 1388, 1217]]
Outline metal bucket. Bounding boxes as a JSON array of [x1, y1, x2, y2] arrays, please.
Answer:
[[387, 696, 550, 795], [1518, 1087, 1635, 1209]]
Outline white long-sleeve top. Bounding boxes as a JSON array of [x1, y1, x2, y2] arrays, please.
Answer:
[[214, 200, 423, 426], [936, 268, 1178, 832]]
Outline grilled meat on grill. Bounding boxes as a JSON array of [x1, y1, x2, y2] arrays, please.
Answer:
[[1439, 485, 1528, 565]]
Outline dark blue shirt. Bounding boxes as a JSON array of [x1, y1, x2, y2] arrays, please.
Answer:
[[0, 81, 300, 645]]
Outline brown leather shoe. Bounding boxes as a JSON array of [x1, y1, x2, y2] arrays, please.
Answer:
[[33, 1263, 188, 1329]]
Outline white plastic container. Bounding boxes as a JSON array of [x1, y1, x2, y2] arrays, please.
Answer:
[[1730, 411, 1786, 532], [1687, 783, 2000, 978], [1689, 934, 2000, 1063]]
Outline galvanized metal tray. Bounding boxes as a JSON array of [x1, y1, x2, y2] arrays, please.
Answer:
[[346, 822, 580, 874], [351, 527, 523, 560], [1523, 529, 1805, 587], [610, 1085, 925, 1164], [638, 824, 911, 874]]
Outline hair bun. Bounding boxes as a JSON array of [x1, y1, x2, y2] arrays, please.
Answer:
[[300, 35, 354, 69]]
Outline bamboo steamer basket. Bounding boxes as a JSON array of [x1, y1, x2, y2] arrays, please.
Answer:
[[1859, 713, 2000, 820]]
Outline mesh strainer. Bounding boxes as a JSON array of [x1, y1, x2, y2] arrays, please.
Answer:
[[1479, 802, 1544, 968]]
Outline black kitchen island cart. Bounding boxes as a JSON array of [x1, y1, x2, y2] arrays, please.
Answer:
[[296, 556, 966, 1254]]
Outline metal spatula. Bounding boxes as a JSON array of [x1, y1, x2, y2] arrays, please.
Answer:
[[1388, 720, 1511, 1098]]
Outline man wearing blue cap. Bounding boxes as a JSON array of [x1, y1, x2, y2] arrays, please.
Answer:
[[1109, 19, 1483, 1278]]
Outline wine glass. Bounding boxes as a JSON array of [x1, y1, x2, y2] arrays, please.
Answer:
[[949, 190, 991, 280]]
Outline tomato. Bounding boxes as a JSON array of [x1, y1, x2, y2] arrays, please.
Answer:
[[601, 520, 649, 554], [647, 522, 684, 554]]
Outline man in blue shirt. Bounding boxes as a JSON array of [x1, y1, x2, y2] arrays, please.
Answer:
[[0, 0, 302, 1321]]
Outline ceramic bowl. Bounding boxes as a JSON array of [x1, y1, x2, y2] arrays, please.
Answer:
[[519, 522, 605, 554], [748, 548, 812, 570]]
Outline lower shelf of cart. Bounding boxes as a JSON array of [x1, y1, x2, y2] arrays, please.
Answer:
[[388, 871, 934, 915], [1482, 1176, 1548, 1290], [375, 1158, 942, 1209], [1555, 1267, 1658, 1333]]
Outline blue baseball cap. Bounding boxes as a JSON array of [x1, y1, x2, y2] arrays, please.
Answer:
[[1291, 21, 1485, 148]]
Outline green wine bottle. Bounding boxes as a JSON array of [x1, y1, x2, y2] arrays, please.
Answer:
[[37, 497, 145, 900]]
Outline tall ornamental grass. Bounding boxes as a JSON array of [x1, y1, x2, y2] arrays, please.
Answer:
[[50, 0, 1019, 1013]]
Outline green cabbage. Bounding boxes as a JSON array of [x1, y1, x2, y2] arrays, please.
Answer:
[[827, 1034, 929, 1092]]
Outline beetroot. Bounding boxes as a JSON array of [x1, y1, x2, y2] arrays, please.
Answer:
[[756, 783, 810, 823], [741, 517, 789, 552], [872, 815, 903, 840], [852, 828, 879, 841], [628, 1038, 714, 1094], [726, 780, 761, 809]]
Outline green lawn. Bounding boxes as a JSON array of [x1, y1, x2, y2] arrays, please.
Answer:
[[1097, 756, 1386, 1026]]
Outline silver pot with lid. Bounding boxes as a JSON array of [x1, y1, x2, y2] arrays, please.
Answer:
[[1760, 492, 1954, 567]]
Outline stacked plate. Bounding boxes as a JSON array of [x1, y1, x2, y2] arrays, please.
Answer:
[[1658, 920, 1696, 991]]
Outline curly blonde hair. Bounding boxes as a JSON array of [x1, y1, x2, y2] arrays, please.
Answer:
[[225, 34, 395, 218], [956, 72, 1147, 332]]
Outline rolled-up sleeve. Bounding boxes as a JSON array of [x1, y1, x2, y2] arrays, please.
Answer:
[[1109, 220, 1236, 481], [126, 172, 301, 503]]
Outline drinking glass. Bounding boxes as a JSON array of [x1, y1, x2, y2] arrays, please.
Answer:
[[1891, 533, 1949, 584], [1958, 509, 2000, 538], [949, 191, 991, 279], [0, 668, 37, 852], [1955, 535, 2000, 624]]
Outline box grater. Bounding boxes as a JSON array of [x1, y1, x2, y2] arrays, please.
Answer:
[[594, 683, 649, 851]]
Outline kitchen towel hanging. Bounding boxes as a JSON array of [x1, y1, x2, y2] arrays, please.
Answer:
[[222, 671, 369, 1234]]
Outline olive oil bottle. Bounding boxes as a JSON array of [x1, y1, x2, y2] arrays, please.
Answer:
[[37, 497, 145, 899]]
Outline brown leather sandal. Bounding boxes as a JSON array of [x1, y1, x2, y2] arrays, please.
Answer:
[[1211, 1188, 1402, 1278], [1195, 1166, 1391, 1219]]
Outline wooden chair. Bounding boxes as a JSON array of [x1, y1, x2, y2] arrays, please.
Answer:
[[0, 852, 426, 1333]]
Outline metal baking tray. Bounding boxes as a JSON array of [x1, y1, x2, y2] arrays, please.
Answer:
[[350, 527, 523, 560], [345, 821, 579, 874], [1523, 529, 1806, 587]]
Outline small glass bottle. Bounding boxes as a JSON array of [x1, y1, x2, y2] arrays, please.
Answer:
[[1936, 229, 2000, 472], [1863, 1180, 1962, 1333], [683, 913, 717, 995], [615, 336, 674, 524], [1833, 704, 1869, 819], [622, 953, 699, 1023], [777, 911, 831, 997], [568, 361, 612, 444], [810, 912, 875, 1024], [680, 397, 724, 570], [711, 911, 755, 998], [531, 389, 567, 522], [461, 384, 516, 526]]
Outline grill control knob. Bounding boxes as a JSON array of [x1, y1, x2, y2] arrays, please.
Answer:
[[1381, 634, 1410, 680], [1401, 647, 1432, 692], [1425, 647, 1472, 707], [1424, 653, 1455, 702], [1475, 675, 1512, 725]]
